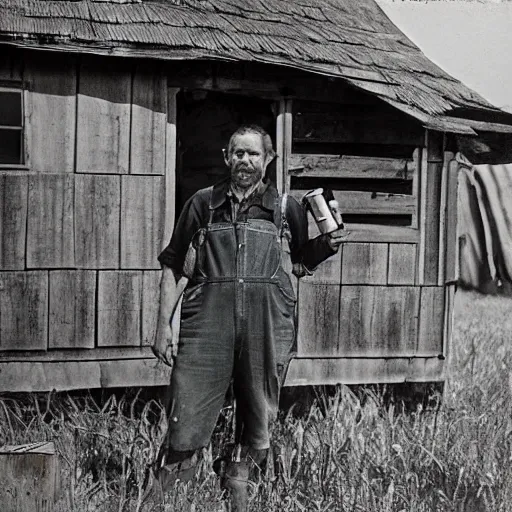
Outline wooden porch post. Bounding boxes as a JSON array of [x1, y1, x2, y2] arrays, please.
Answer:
[[276, 98, 293, 194]]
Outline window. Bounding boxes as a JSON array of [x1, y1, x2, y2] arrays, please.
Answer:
[[0, 86, 24, 165]]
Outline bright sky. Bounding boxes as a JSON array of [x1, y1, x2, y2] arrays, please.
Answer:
[[375, 0, 512, 113]]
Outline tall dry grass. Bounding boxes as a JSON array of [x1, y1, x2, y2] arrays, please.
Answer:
[[1, 289, 512, 511]]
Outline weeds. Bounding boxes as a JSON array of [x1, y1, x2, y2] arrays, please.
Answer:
[[1, 290, 512, 511]]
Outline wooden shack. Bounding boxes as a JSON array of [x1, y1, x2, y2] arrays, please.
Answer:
[[1, 0, 512, 392]]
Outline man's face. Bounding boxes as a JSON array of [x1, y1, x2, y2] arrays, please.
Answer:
[[225, 133, 270, 191]]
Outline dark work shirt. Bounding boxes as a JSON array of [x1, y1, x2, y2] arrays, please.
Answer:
[[158, 178, 336, 275]]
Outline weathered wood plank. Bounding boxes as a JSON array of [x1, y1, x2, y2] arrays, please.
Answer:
[[334, 223, 419, 243], [276, 100, 285, 193], [388, 243, 417, 285], [27, 174, 75, 268], [24, 51, 77, 173], [98, 271, 142, 347], [292, 189, 415, 215], [0, 442, 58, 512], [341, 243, 388, 284], [293, 111, 423, 146], [338, 286, 419, 356], [411, 148, 421, 229], [285, 357, 444, 386], [443, 284, 456, 361], [120, 175, 165, 269], [130, 63, 166, 175], [49, 270, 96, 349], [163, 88, 179, 250], [0, 271, 48, 351], [74, 174, 120, 268], [445, 159, 459, 283], [297, 282, 340, 356], [418, 147, 428, 283], [0, 346, 154, 362], [0, 174, 28, 270], [420, 131, 444, 284], [288, 154, 414, 179], [0, 358, 172, 392], [142, 271, 160, 346], [418, 286, 445, 355], [76, 55, 131, 173], [438, 150, 455, 285], [284, 98, 293, 192]]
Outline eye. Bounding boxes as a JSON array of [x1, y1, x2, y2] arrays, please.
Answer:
[[235, 151, 244, 158]]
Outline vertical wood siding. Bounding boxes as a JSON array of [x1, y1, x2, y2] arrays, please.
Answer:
[[388, 244, 416, 285], [48, 270, 96, 349], [0, 271, 48, 351], [418, 286, 444, 355], [74, 174, 120, 268], [444, 159, 459, 283], [97, 271, 142, 347], [120, 175, 164, 269], [27, 174, 75, 268], [341, 243, 388, 284], [76, 55, 131, 174], [0, 175, 28, 270], [419, 131, 444, 284], [24, 52, 77, 173], [142, 271, 161, 346], [130, 63, 166, 175], [338, 286, 419, 356], [297, 283, 341, 356]]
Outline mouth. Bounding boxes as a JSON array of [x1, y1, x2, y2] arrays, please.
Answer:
[[235, 167, 253, 179]]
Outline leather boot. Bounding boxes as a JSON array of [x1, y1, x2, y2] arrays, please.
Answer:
[[142, 455, 197, 507], [218, 460, 250, 512]]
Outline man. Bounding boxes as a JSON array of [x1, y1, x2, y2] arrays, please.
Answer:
[[151, 125, 343, 510]]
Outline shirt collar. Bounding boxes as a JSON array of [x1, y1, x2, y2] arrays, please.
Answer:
[[209, 177, 277, 211]]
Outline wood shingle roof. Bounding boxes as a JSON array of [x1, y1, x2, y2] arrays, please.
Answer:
[[1, 0, 512, 133]]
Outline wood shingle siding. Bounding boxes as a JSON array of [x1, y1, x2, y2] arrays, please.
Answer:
[[97, 271, 143, 347], [76, 55, 131, 174], [418, 286, 445, 355], [141, 271, 161, 347], [387, 244, 417, 286], [0, 175, 28, 270], [130, 63, 166, 176], [27, 174, 75, 269], [48, 270, 96, 349], [120, 175, 165, 270], [24, 52, 77, 174], [341, 243, 388, 285], [74, 174, 121, 269], [0, 271, 48, 351]]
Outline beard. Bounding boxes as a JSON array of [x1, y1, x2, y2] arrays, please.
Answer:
[[230, 163, 263, 191]]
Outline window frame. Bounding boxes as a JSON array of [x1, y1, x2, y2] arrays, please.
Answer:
[[0, 82, 27, 169]]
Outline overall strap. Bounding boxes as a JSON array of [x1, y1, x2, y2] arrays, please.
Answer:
[[206, 185, 216, 225], [274, 193, 292, 243]]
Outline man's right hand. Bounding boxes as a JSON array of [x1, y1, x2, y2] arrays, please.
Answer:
[[152, 323, 175, 368]]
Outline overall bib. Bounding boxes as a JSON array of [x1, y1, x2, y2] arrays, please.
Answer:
[[166, 191, 296, 452]]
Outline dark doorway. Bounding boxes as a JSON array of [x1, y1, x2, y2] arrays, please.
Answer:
[[176, 90, 276, 215]]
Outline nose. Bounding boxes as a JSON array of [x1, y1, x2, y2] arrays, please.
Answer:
[[240, 152, 250, 163]]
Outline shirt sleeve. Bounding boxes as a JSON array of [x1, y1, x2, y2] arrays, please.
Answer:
[[157, 193, 205, 272], [286, 195, 337, 272]]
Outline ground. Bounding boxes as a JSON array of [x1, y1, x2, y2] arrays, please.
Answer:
[[1, 289, 512, 511]]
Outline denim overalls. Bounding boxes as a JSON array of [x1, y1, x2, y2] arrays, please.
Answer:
[[166, 188, 296, 452]]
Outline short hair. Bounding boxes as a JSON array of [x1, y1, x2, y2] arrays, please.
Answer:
[[227, 125, 276, 159]]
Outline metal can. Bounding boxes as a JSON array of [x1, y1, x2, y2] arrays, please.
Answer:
[[302, 188, 340, 234]]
